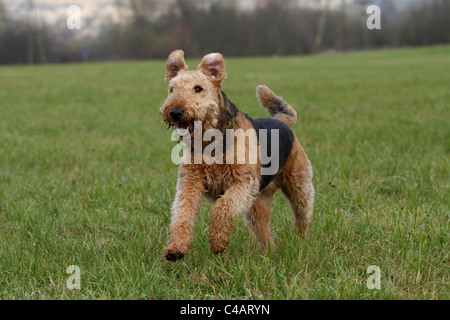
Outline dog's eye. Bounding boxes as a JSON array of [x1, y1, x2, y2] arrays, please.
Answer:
[[194, 86, 203, 93], [169, 87, 174, 93]]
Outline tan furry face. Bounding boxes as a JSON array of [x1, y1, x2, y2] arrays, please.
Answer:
[[159, 50, 227, 136], [160, 70, 221, 132]]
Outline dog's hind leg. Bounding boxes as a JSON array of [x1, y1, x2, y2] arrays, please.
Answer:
[[245, 184, 277, 249], [280, 140, 315, 236]]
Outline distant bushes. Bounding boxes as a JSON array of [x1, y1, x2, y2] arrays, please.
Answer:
[[1, 0, 449, 64]]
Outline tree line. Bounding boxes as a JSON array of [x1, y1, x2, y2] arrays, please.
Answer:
[[0, 0, 449, 64]]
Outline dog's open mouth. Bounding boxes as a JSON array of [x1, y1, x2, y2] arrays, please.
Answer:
[[176, 122, 194, 137]]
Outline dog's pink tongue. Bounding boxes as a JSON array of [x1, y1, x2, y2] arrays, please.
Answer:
[[176, 124, 189, 136]]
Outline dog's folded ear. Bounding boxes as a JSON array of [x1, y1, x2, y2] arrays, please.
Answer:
[[166, 50, 188, 83], [198, 53, 226, 86]]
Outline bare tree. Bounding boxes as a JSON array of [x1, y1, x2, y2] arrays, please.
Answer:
[[313, 0, 330, 54], [26, 0, 34, 64], [341, 0, 348, 53], [0, 0, 6, 22], [26, 0, 47, 64]]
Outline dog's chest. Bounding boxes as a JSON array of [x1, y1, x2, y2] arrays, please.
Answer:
[[201, 163, 260, 202], [202, 164, 233, 200]]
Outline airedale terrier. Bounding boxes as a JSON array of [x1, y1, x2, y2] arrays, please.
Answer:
[[159, 50, 314, 261]]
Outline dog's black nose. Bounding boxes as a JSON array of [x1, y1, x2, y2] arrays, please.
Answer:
[[169, 108, 183, 121]]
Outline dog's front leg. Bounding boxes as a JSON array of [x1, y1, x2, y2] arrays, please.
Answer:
[[164, 165, 204, 261], [209, 177, 259, 255]]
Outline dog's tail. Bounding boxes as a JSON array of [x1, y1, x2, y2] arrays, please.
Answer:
[[256, 85, 297, 128]]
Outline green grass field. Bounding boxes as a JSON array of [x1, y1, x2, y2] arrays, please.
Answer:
[[0, 46, 448, 300]]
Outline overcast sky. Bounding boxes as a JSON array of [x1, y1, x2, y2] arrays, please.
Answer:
[[4, 0, 422, 32]]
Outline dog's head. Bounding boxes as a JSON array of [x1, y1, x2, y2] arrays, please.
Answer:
[[159, 50, 226, 136]]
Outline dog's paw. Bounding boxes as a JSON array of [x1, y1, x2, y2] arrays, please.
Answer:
[[209, 238, 229, 255], [164, 247, 185, 261]]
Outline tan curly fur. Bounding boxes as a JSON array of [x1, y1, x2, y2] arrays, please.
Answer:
[[160, 50, 314, 261]]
